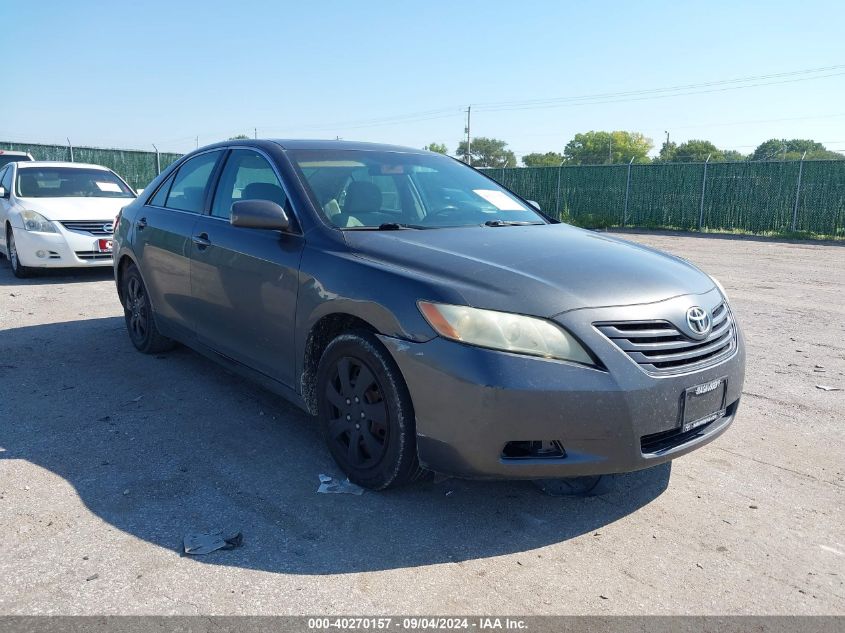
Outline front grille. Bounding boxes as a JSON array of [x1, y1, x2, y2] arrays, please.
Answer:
[[75, 251, 112, 260], [61, 220, 113, 235], [596, 302, 735, 374]]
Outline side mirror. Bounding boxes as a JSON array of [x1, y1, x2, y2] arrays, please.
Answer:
[[0, 186, 7, 199], [527, 200, 541, 211], [231, 199, 290, 231]]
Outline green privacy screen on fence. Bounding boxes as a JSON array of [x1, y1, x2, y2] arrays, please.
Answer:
[[0, 142, 182, 191], [484, 160, 845, 238]]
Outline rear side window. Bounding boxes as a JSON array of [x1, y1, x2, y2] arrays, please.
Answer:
[[164, 151, 222, 213], [0, 166, 11, 192], [211, 150, 286, 219], [148, 174, 173, 207]]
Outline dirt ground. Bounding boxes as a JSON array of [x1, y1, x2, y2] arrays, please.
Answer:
[[0, 230, 842, 615]]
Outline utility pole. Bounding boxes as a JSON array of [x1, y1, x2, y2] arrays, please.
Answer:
[[67, 138, 74, 162], [665, 131, 670, 146], [196, 136, 199, 149], [152, 143, 161, 175], [608, 135, 612, 164], [254, 127, 257, 139], [464, 106, 472, 166]]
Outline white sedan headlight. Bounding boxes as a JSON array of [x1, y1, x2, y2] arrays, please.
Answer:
[[418, 301, 595, 365], [21, 210, 57, 233]]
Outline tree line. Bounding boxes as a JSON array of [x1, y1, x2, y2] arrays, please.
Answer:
[[423, 133, 844, 168]]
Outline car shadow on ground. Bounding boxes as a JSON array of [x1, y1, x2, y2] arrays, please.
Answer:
[[0, 261, 115, 285], [0, 316, 671, 575]]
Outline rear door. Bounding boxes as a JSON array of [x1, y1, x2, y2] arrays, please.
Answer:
[[134, 150, 224, 340], [190, 148, 304, 387]]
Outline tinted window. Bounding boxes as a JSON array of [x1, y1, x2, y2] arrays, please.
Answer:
[[0, 167, 11, 192], [211, 150, 286, 219], [15, 167, 135, 198], [165, 151, 222, 213], [148, 173, 174, 207]]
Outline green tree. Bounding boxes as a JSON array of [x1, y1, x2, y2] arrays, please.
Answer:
[[673, 139, 724, 162], [423, 142, 448, 154], [656, 141, 677, 162], [722, 150, 746, 162], [563, 131, 652, 165], [522, 151, 565, 167], [751, 138, 843, 161], [455, 137, 516, 168], [229, 134, 250, 140]]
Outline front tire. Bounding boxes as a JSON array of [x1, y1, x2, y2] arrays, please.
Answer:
[[121, 263, 175, 354], [316, 330, 424, 490], [7, 226, 34, 278]]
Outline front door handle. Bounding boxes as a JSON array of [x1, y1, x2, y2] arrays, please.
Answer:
[[192, 233, 211, 250], [136, 217, 147, 230]]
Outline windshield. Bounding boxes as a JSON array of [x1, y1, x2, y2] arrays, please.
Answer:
[[16, 167, 135, 198], [289, 149, 545, 229], [0, 155, 32, 169]]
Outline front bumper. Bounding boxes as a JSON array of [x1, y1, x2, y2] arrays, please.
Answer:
[[12, 225, 113, 268], [379, 288, 745, 479]]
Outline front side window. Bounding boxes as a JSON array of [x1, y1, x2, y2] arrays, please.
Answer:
[[290, 149, 544, 229], [211, 150, 286, 219], [15, 168, 135, 198], [165, 151, 222, 213]]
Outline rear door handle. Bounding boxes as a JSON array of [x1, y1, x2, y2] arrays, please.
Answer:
[[136, 217, 147, 230], [192, 233, 211, 249]]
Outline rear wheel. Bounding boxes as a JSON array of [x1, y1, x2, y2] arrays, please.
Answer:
[[7, 226, 34, 278], [121, 263, 175, 354], [316, 330, 424, 490]]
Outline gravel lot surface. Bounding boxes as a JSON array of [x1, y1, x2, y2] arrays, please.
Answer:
[[0, 231, 842, 615]]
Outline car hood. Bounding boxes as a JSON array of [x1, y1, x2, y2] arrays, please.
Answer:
[[344, 223, 715, 317], [16, 197, 134, 221]]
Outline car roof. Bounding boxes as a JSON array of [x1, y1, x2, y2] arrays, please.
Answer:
[[267, 139, 432, 153], [16, 161, 112, 170]]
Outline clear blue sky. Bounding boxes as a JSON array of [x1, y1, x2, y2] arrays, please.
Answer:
[[2, 0, 844, 159]]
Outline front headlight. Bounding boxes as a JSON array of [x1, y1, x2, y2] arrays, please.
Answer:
[[418, 301, 595, 365], [710, 275, 729, 302], [21, 210, 57, 233]]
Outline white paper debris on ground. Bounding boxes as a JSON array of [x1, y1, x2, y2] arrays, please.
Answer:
[[317, 474, 364, 495], [183, 529, 243, 555], [815, 385, 841, 391]]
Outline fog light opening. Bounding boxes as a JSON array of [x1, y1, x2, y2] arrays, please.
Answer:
[[501, 440, 566, 460], [36, 250, 47, 258]]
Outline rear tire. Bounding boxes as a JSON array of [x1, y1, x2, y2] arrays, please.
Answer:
[[316, 330, 425, 490], [7, 226, 34, 278], [121, 263, 175, 354]]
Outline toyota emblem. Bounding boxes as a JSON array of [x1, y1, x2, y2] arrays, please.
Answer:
[[686, 306, 711, 337]]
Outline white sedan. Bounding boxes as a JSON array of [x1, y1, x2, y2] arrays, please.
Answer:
[[0, 161, 136, 277]]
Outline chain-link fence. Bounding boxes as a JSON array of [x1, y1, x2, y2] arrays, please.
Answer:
[[484, 159, 845, 239], [0, 141, 182, 191]]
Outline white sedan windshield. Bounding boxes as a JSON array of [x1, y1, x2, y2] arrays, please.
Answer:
[[16, 168, 135, 198]]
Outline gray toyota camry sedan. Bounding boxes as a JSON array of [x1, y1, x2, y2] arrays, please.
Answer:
[[113, 140, 745, 489]]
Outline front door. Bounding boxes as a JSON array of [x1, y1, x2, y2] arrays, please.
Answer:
[[134, 150, 223, 340], [190, 149, 304, 387]]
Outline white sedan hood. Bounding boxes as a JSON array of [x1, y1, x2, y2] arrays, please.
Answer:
[[17, 197, 134, 221]]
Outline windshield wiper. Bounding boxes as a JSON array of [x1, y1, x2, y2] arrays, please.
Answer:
[[483, 220, 545, 227], [345, 222, 427, 231]]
